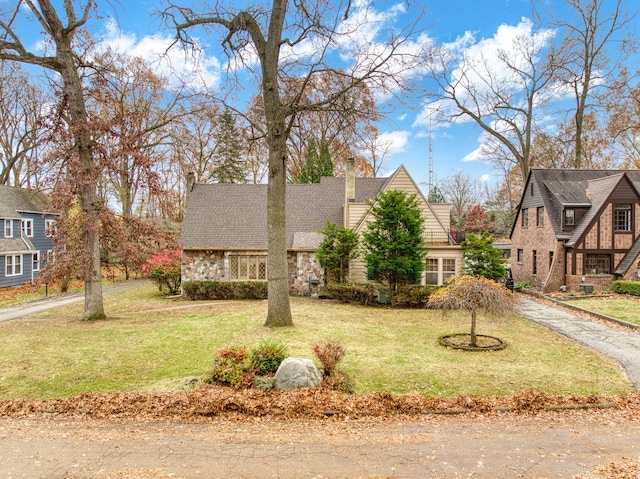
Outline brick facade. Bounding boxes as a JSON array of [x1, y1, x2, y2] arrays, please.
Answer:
[[510, 206, 559, 290], [510, 169, 640, 294]]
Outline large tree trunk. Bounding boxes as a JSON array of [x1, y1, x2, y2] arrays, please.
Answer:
[[261, 0, 293, 327], [56, 32, 105, 320], [264, 132, 292, 327]]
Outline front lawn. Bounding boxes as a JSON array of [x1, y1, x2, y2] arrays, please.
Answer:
[[564, 295, 640, 326], [0, 284, 631, 399]]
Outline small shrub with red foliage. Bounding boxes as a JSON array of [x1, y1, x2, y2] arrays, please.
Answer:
[[142, 249, 182, 294]]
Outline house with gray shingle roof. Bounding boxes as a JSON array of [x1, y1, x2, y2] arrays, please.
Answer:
[[0, 185, 57, 288], [510, 169, 640, 293], [181, 160, 463, 295]]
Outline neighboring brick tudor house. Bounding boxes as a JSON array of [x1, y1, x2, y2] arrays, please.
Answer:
[[0, 185, 57, 288], [181, 161, 463, 295], [510, 169, 640, 293]]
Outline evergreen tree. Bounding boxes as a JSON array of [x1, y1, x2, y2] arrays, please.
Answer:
[[299, 135, 319, 183], [317, 221, 359, 284], [299, 136, 333, 183], [461, 232, 505, 281], [362, 190, 427, 294], [213, 108, 245, 183], [427, 185, 446, 203], [318, 138, 334, 178]]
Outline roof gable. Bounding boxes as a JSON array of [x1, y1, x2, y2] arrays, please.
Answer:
[[0, 186, 53, 219], [512, 169, 640, 242]]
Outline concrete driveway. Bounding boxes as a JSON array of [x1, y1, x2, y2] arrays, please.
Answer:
[[517, 296, 640, 390], [0, 279, 150, 322]]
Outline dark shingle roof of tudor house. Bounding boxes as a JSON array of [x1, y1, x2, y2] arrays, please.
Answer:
[[181, 176, 390, 250], [523, 169, 640, 247], [0, 185, 52, 219]]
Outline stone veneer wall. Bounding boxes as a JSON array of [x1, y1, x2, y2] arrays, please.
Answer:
[[182, 250, 226, 282], [288, 251, 324, 296], [183, 249, 324, 296]]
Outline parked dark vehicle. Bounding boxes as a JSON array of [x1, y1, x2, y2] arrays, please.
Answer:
[[500, 267, 514, 291]]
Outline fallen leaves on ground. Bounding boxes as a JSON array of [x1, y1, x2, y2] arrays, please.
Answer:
[[574, 459, 640, 479], [1, 386, 639, 421]]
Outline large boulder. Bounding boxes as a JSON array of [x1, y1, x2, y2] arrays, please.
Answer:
[[273, 358, 321, 390]]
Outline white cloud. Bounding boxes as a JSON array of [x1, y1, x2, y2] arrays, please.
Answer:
[[98, 19, 222, 91], [415, 18, 556, 130], [377, 130, 411, 156]]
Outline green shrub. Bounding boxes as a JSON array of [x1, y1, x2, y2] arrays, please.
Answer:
[[249, 340, 288, 376], [612, 280, 640, 297], [325, 283, 377, 305], [206, 346, 251, 388], [394, 285, 439, 307], [514, 281, 533, 291], [182, 281, 268, 300]]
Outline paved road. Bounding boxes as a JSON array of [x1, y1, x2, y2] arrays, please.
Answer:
[[1, 412, 640, 479], [517, 296, 640, 390]]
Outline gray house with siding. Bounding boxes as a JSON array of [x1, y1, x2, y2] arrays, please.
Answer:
[[181, 161, 463, 295], [0, 186, 57, 288]]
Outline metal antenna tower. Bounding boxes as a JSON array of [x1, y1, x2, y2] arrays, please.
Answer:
[[428, 112, 434, 195]]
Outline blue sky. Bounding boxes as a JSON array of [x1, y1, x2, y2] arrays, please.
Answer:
[[17, 0, 584, 189]]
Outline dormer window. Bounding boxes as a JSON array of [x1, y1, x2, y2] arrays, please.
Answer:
[[4, 219, 12, 238], [565, 208, 575, 226]]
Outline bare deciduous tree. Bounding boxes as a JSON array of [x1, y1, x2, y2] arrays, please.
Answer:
[[424, 19, 558, 181], [0, 62, 50, 187], [164, 0, 423, 327], [548, 0, 635, 168], [0, 0, 105, 320]]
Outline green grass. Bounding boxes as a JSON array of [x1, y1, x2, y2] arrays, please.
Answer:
[[564, 296, 640, 325], [0, 284, 632, 399]]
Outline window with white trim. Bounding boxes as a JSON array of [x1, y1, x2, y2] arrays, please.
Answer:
[[45, 219, 56, 237], [425, 258, 438, 285], [442, 258, 456, 282], [21, 219, 33, 237], [4, 219, 13, 238], [5, 254, 22, 276], [33, 251, 40, 271], [565, 208, 575, 226]]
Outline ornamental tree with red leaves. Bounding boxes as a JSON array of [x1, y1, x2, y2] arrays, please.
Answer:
[[142, 249, 182, 294]]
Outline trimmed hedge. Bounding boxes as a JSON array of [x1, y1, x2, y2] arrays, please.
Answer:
[[395, 285, 440, 307], [182, 281, 268, 300], [325, 283, 377, 305], [612, 280, 640, 297], [325, 283, 438, 307]]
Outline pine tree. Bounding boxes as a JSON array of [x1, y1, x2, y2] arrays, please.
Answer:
[[362, 190, 427, 295], [318, 139, 334, 178], [213, 108, 245, 183], [427, 185, 446, 203], [317, 221, 359, 284], [461, 232, 505, 281], [299, 135, 319, 183]]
